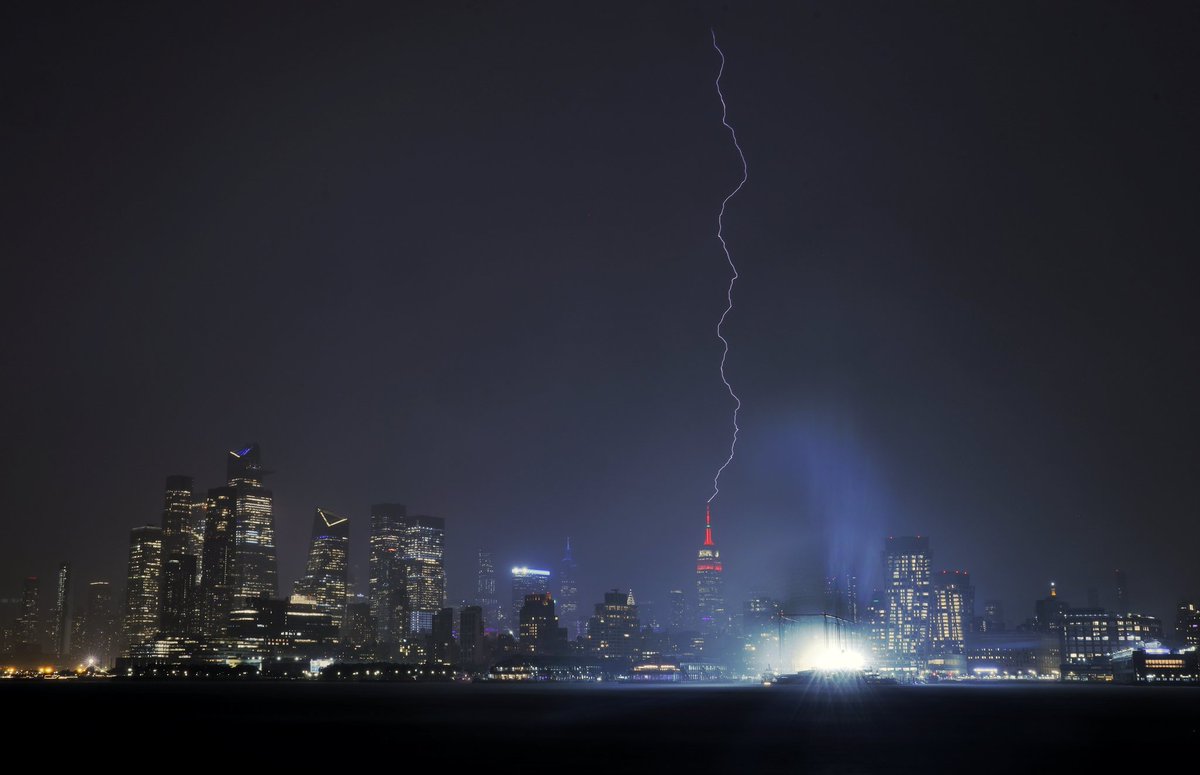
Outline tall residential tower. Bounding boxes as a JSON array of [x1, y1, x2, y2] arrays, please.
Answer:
[[883, 536, 932, 669]]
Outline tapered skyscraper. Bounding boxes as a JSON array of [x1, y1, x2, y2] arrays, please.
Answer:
[[696, 505, 725, 633], [295, 507, 350, 630], [199, 444, 277, 637]]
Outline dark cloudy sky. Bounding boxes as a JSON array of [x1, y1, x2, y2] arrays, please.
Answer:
[[3, 2, 1198, 626]]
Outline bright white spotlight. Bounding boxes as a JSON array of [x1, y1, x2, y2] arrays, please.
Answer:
[[812, 647, 866, 673]]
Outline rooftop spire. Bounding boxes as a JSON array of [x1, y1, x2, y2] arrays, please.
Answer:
[[704, 504, 714, 547]]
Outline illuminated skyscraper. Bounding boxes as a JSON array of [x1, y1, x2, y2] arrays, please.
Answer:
[[586, 589, 640, 661], [123, 525, 163, 649], [369, 502, 407, 644], [52, 561, 72, 660], [226, 444, 277, 601], [883, 536, 931, 668], [519, 593, 567, 656], [931, 570, 972, 656], [162, 475, 201, 560], [401, 514, 445, 634], [199, 444, 277, 636], [696, 505, 725, 633], [511, 567, 551, 631], [558, 538, 579, 639], [475, 549, 499, 632], [342, 599, 375, 651], [161, 475, 201, 638], [1113, 612, 1162, 646], [1034, 582, 1069, 634], [864, 588, 888, 665], [294, 507, 350, 630], [1177, 601, 1200, 648], [200, 485, 236, 637], [160, 554, 199, 637], [15, 576, 39, 649]]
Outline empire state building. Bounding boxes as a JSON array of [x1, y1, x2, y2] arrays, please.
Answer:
[[696, 504, 726, 632]]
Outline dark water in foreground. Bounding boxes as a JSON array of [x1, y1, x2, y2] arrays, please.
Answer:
[[6, 680, 1198, 771]]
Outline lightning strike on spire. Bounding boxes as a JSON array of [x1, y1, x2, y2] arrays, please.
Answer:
[[708, 28, 748, 505]]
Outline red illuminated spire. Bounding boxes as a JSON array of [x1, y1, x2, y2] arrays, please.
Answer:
[[704, 503, 714, 547]]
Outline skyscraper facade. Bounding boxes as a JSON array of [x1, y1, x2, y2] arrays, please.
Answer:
[[431, 607, 455, 662], [864, 588, 888, 665], [511, 567, 551, 631], [199, 484, 236, 637], [78, 581, 115, 667], [160, 554, 199, 637], [295, 507, 350, 630], [401, 514, 445, 634], [199, 445, 277, 636], [696, 505, 725, 633], [586, 589, 640, 661], [519, 593, 567, 656], [475, 549, 499, 633], [931, 570, 973, 656], [823, 574, 859, 623], [123, 525, 163, 649], [52, 561, 72, 660], [162, 475, 201, 559], [883, 536, 932, 668], [225, 445, 277, 602], [981, 599, 1005, 632], [161, 475, 202, 636], [459, 605, 485, 666], [15, 576, 39, 650], [369, 502, 407, 645], [667, 589, 686, 632], [1177, 601, 1200, 648], [558, 538, 579, 639]]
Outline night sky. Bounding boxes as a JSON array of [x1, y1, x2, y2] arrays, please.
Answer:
[[3, 2, 1198, 625]]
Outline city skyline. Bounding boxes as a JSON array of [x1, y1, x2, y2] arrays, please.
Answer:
[[4, 438, 1188, 634], [8, 437, 1197, 676], [4, 3, 1200, 668]]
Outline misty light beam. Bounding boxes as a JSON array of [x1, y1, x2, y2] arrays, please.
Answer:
[[708, 29, 749, 505]]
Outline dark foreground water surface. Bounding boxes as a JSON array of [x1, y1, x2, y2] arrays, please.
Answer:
[[6, 680, 1197, 772]]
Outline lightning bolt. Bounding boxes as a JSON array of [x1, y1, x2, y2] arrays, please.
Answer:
[[708, 28, 748, 505]]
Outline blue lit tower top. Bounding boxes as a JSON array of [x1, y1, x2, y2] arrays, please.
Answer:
[[227, 443, 265, 486]]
